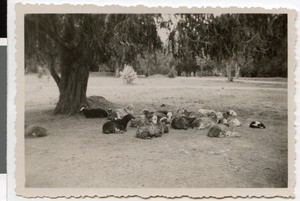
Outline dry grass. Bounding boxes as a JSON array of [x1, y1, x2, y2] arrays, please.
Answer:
[[25, 73, 288, 188]]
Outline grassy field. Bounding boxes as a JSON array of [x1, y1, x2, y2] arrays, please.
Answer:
[[25, 73, 288, 188]]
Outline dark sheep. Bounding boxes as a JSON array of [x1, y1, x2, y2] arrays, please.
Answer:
[[102, 114, 135, 134], [249, 121, 266, 129], [156, 110, 169, 115], [80, 107, 108, 118], [171, 116, 196, 130]]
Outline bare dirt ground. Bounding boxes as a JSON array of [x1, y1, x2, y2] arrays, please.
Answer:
[[25, 73, 288, 188]]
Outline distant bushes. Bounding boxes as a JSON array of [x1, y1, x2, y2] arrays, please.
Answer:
[[167, 68, 177, 78], [240, 59, 287, 78]]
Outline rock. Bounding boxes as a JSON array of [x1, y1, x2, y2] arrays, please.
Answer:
[[25, 125, 47, 138], [87, 96, 117, 110]]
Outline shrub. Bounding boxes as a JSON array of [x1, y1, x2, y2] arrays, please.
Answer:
[[119, 65, 138, 84], [167, 68, 177, 78]]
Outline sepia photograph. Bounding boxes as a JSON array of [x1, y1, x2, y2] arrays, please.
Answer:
[[15, 4, 295, 198]]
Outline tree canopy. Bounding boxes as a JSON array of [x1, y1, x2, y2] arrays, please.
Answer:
[[167, 14, 287, 79], [25, 14, 163, 114]]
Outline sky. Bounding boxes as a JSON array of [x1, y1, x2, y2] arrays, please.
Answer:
[[156, 14, 180, 45]]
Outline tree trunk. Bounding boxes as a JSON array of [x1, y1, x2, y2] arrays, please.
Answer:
[[235, 62, 240, 79], [54, 49, 89, 115], [226, 59, 233, 82], [147, 66, 151, 77], [177, 70, 181, 76], [200, 65, 203, 77], [115, 61, 120, 77]]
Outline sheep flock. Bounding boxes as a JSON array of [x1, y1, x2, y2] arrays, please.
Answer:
[[25, 104, 266, 139], [80, 104, 265, 140]]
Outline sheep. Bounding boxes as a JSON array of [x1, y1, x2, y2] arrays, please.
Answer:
[[102, 114, 135, 134], [166, 112, 173, 124], [207, 124, 241, 138], [177, 108, 203, 118], [249, 121, 266, 129], [156, 110, 169, 115], [80, 107, 108, 118], [141, 109, 154, 116], [153, 111, 173, 123], [25, 125, 48, 138], [176, 108, 191, 117], [190, 117, 216, 130], [136, 115, 167, 139], [227, 117, 242, 127], [171, 116, 196, 130], [198, 109, 217, 117], [218, 110, 241, 127], [222, 110, 238, 119], [107, 104, 134, 120], [130, 114, 148, 127], [140, 109, 172, 123], [159, 117, 169, 133]]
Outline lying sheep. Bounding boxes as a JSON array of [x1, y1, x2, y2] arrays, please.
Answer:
[[159, 117, 169, 133], [136, 116, 168, 139], [154, 111, 172, 123], [141, 109, 172, 124], [130, 114, 148, 127], [171, 116, 196, 130], [80, 107, 108, 118], [198, 109, 217, 117], [156, 110, 169, 115], [207, 124, 241, 138], [176, 108, 190, 117], [107, 104, 134, 120], [102, 114, 135, 134], [190, 117, 216, 130], [223, 110, 238, 119], [249, 121, 266, 129], [176, 108, 202, 118], [25, 125, 48, 138], [227, 117, 241, 127], [220, 110, 241, 127]]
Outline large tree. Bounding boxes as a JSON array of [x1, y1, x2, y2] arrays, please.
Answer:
[[25, 14, 162, 114]]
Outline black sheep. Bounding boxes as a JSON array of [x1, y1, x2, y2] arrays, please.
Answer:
[[249, 121, 266, 129], [171, 116, 196, 130], [80, 107, 108, 118], [102, 114, 135, 134], [156, 110, 169, 115]]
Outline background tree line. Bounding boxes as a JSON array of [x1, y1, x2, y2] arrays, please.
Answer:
[[167, 14, 287, 80], [25, 14, 287, 114]]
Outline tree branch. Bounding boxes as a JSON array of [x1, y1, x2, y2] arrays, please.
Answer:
[[245, 33, 259, 43], [42, 16, 74, 51]]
